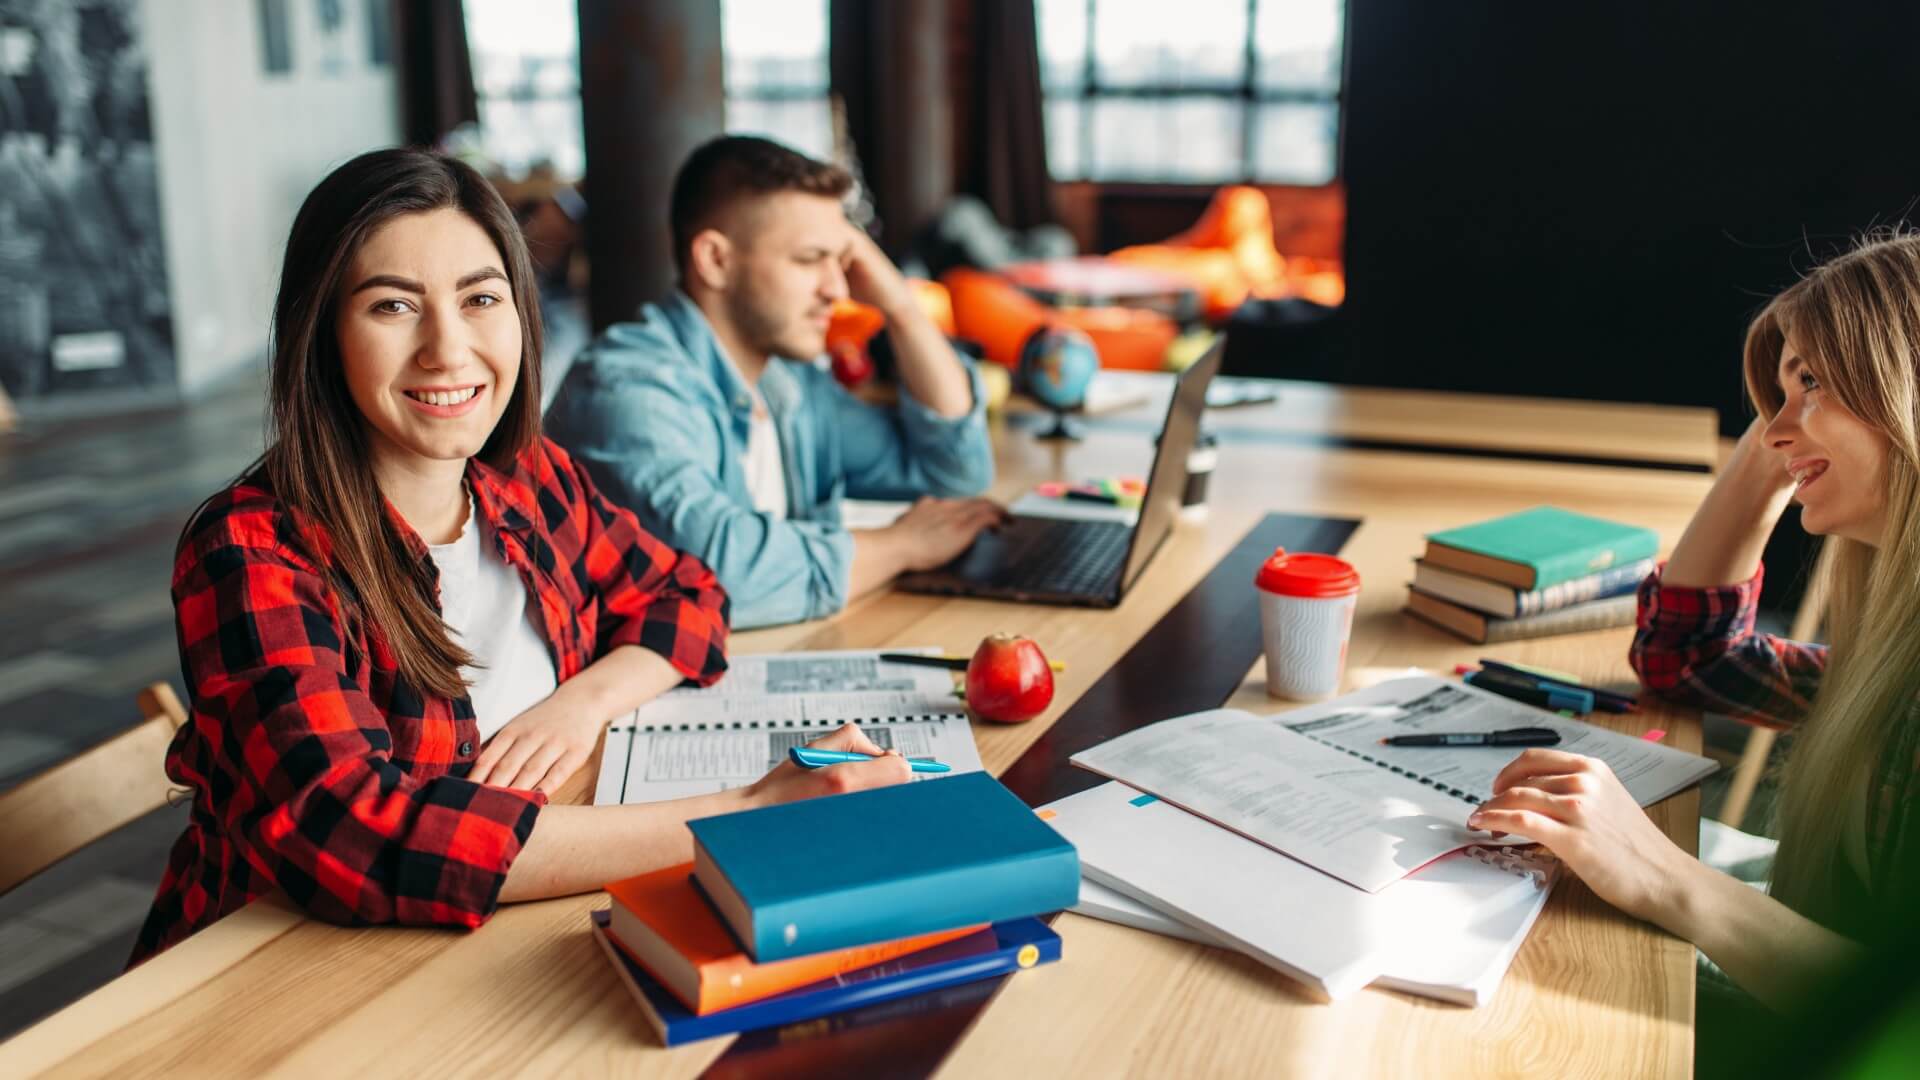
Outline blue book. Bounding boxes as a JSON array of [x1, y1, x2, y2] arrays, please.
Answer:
[[688, 771, 1079, 962], [590, 909, 1061, 1047]]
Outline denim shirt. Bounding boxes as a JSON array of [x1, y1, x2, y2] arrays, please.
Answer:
[[545, 291, 994, 629]]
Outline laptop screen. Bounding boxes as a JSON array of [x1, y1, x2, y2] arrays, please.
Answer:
[[1116, 342, 1223, 592]]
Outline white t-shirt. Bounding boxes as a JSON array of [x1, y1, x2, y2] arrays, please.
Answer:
[[741, 385, 788, 520], [427, 493, 559, 741]]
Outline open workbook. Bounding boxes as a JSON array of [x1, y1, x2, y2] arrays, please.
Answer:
[[1042, 781, 1559, 1003], [1069, 675, 1716, 893], [594, 649, 985, 805]]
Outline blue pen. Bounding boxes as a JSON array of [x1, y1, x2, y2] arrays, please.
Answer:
[[1464, 670, 1594, 713], [788, 747, 951, 773]]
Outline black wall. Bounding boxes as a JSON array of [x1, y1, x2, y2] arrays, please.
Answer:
[[1334, 1, 1920, 435]]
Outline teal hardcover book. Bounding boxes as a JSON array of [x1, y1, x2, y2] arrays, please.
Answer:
[[688, 772, 1079, 963], [1424, 506, 1660, 590]]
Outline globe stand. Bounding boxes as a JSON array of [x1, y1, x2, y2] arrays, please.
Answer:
[[1034, 408, 1086, 441]]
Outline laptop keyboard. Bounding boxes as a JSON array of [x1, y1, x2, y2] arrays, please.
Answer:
[[989, 518, 1133, 596]]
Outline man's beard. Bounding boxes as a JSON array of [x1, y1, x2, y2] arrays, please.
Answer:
[[726, 290, 827, 360]]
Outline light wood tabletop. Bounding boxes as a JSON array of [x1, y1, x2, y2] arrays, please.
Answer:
[[1051, 372, 1723, 472], [5, 386, 1722, 1079]]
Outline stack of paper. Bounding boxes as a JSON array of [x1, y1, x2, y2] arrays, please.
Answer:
[[1041, 781, 1552, 1005], [1045, 675, 1714, 1006]]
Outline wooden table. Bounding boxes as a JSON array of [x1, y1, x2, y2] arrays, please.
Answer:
[[1051, 372, 1722, 473], [5, 388, 1721, 1079]]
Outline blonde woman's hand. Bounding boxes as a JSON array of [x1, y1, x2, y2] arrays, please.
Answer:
[[744, 722, 912, 807], [1468, 749, 1701, 926], [470, 698, 605, 795], [1732, 415, 1796, 496]]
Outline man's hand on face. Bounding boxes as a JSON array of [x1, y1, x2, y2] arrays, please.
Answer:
[[840, 223, 914, 315]]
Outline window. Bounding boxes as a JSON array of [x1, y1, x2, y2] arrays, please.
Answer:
[[1038, 0, 1345, 185], [721, 0, 834, 161], [461, 1, 832, 181], [465, 0, 584, 179]]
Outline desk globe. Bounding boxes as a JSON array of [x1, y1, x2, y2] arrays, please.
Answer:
[[1017, 325, 1098, 440]]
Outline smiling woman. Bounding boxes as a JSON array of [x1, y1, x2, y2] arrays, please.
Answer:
[[1466, 232, 1920, 1022], [131, 149, 913, 968]]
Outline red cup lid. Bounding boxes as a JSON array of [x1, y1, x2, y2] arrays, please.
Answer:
[[1256, 548, 1360, 598]]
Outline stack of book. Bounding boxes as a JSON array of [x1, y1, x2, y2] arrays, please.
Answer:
[[1404, 506, 1658, 644], [592, 771, 1079, 1045]]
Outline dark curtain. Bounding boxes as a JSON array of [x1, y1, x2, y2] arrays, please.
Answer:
[[830, 0, 952, 252], [395, 0, 478, 147], [960, 0, 1053, 230]]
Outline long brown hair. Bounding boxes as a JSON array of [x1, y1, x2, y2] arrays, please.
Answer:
[[264, 147, 543, 700], [1741, 232, 1920, 922]]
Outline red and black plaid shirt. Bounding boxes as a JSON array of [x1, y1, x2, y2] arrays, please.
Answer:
[[1628, 562, 1826, 730], [132, 436, 729, 964], [1630, 562, 1920, 931]]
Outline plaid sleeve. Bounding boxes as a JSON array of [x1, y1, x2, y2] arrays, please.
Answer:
[[548, 439, 729, 686], [1627, 561, 1827, 730], [172, 533, 544, 929]]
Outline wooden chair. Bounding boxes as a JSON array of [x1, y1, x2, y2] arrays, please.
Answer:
[[0, 682, 190, 897], [1716, 547, 1832, 830]]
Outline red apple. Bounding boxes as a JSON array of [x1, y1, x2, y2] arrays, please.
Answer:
[[829, 340, 874, 389], [965, 633, 1054, 724]]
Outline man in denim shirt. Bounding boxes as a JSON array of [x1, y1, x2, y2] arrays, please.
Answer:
[[547, 137, 1003, 629]]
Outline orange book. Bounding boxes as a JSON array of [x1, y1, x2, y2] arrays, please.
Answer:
[[603, 864, 983, 1016]]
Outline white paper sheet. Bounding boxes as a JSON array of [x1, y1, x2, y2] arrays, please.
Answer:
[[1043, 782, 1540, 1001], [1069, 676, 1714, 892], [1072, 869, 1555, 1007], [594, 649, 985, 805]]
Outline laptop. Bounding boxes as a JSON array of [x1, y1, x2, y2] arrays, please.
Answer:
[[897, 342, 1222, 608]]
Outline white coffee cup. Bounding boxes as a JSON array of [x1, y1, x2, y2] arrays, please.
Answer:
[[1255, 548, 1361, 700]]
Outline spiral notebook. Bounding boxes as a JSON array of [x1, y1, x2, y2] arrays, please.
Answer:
[[594, 649, 985, 805], [1069, 675, 1714, 892], [1042, 781, 1561, 1005]]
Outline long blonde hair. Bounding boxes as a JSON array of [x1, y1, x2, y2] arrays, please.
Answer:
[[1744, 232, 1920, 920]]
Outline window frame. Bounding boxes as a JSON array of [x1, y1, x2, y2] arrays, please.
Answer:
[[1044, 0, 1348, 186]]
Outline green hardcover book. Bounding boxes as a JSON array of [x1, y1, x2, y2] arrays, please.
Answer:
[[1423, 507, 1659, 590]]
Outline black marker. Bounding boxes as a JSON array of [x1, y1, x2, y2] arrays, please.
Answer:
[[1381, 727, 1562, 748]]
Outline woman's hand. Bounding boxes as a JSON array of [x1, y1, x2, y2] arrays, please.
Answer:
[[743, 722, 912, 807], [1468, 749, 1700, 926], [1662, 416, 1798, 587], [470, 697, 605, 795]]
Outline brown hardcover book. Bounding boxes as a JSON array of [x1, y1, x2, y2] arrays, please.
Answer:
[[1404, 589, 1637, 644]]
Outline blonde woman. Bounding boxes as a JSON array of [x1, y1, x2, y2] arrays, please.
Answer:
[[1469, 234, 1920, 1011]]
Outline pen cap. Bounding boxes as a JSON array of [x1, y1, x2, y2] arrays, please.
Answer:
[[1255, 549, 1361, 598]]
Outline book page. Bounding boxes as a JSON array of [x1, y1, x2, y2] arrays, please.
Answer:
[[594, 649, 984, 805], [1071, 709, 1477, 892], [1043, 782, 1538, 1000], [1069, 676, 1715, 892], [652, 649, 956, 702], [1285, 676, 1717, 806]]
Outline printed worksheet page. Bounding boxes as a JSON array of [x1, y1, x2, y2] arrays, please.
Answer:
[[1070, 676, 1714, 892], [594, 650, 985, 805], [1286, 677, 1717, 808], [1072, 708, 1474, 892]]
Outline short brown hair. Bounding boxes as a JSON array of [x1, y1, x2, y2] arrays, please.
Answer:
[[670, 135, 853, 275]]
